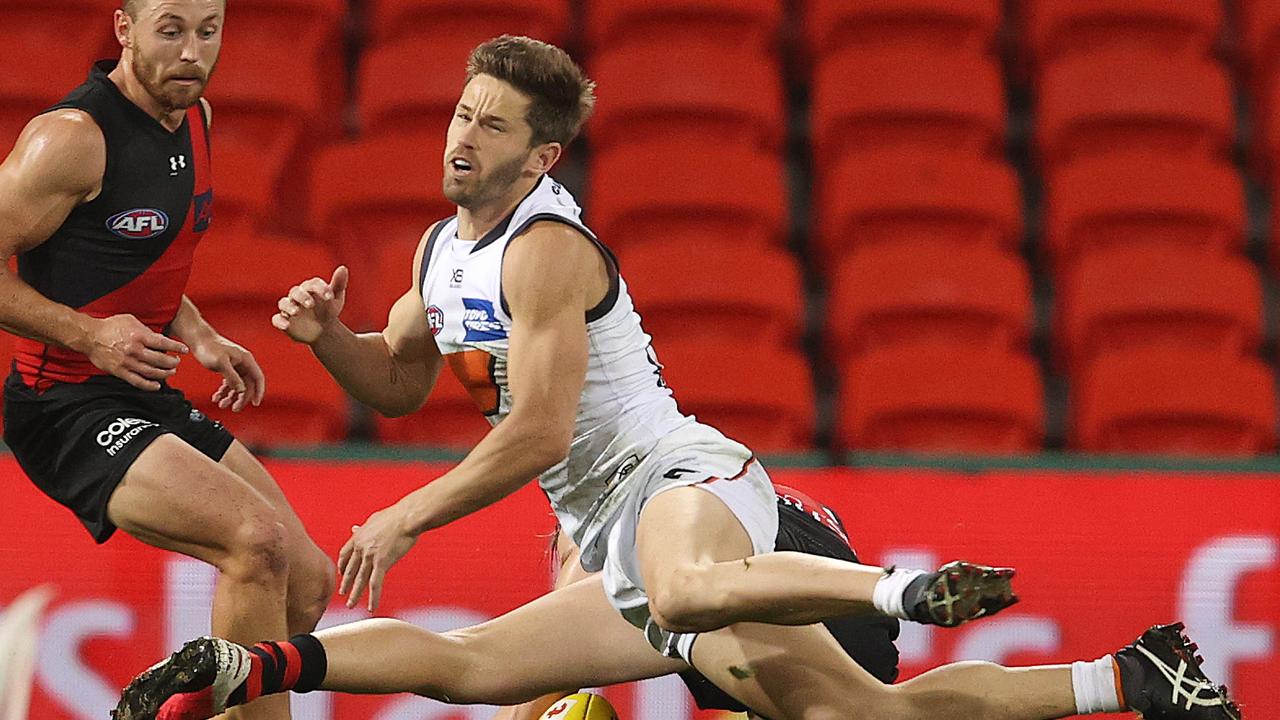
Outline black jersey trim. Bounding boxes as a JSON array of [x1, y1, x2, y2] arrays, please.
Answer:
[[498, 213, 621, 323], [417, 219, 452, 293], [469, 177, 545, 254]]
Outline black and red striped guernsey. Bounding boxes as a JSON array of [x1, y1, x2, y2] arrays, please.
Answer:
[[13, 60, 213, 391]]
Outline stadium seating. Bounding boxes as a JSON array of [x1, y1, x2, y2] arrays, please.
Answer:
[[1036, 49, 1233, 169], [656, 340, 815, 451], [618, 241, 804, 349], [1055, 247, 1263, 375], [811, 46, 1005, 165], [816, 149, 1021, 265], [590, 142, 788, 253], [586, 0, 783, 54], [309, 131, 452, 328], [826, 242, 1032, 362], [186, 223, 341, 324], [1073, 349, 1276, 455], [1025, 0, 1222, 68], [373, 368, 492, 447], [589, 42, 786, 154], [837, 344, 1044, 454], [358, 35, 476, 137], [805, 0, 1001, 61], [366, 0, 570, 45], [1043, 153, 1245, 272]]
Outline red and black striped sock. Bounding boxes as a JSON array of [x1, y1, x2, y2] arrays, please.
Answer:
[[228, 634, 328, 707]]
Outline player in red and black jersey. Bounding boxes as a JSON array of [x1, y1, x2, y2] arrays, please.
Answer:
[[0, 4, 331, 718]]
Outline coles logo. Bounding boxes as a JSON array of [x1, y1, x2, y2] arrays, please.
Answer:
[[106, 208, 169, 239], [426, 305, 444, 336]]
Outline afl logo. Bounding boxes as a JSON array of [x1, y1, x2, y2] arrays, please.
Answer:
[[426, 305, 445, 336], [107, 208, 169, 239]]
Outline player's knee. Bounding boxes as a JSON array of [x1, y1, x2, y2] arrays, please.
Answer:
[[224, 513, 290, 584], [289, 545, 335, 630], [647, 563, 728, 633]]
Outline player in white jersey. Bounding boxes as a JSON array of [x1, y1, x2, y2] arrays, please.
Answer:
[[115, 35, 1239, 720]]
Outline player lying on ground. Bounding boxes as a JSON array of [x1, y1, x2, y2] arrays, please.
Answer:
[[494, 484, 904, 720], [117, 34, 1239, 720]]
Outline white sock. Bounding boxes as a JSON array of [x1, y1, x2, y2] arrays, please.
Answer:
[[1071, 655, 1123, 714], [871, 567, 926, 619]]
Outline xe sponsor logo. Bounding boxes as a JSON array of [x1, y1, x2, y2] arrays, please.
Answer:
[[106, 208, 169, 239], [96, 416, 158, 456], [426, 305, 445, 336], [462, 298, 506, 342]]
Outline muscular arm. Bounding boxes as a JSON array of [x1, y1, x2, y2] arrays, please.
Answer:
[[338, 222, 609, 610], [395, 222, 607, 534], [277, 225, 444, 417], [0, 111, 104, 349]]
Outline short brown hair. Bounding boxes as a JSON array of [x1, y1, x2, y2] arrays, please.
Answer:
[[465, 35, 596, 147]]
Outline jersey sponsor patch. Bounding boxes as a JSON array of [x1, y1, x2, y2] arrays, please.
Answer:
[[462, 298, 506, 342], [106, 208, 170, 239]]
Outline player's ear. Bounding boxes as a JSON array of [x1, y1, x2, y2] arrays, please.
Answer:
[[530, 141, 562, 175], [114, 8, 133, 50]]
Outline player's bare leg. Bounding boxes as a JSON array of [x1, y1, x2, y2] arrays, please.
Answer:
[[635, 486, 1238, 720], [114, 576, 687, 720], [634, 486, 1013, 632], [218, 441, 335, 634], [107, 435, 300, 720]]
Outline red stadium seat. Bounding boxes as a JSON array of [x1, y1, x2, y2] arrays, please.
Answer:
[[656, 340, 815, 451], [1055, 247, 1263, 375], [837, 344, 1044, 454], [168, 325, 350, 446], [186, 223, 340, 325], [1044, 153, 1245, 272], [0, 0, 111, 154], [590, 42, 786, 154], [806, 0, 1000, 61], [811, 47, 1005, 165], [1073, 349, 1276, 455], [1037, 50, 1233, 169], [309, 131, 453, 328], [827, 243, 1032, 363], [367, 0, 570, 45], [1026, 0, 1221, 68], [618, 241, 804, 349], [359, 35, 476, 138], [590, 142, 788, 253], [816, 149, 1021, 265], [373, 368, 492, 447], [586, 0, 783, 54], [1242, 0, 1280, 94]]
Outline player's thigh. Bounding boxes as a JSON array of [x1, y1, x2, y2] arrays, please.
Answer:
[[107, 433, 285, 566], [690, 620, 894, 720], [637, 484, 757, 585], [218, 441, 329, 561], [448, 575, 687, 702]]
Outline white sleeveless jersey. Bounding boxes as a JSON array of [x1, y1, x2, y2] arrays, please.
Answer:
[[420, 175, 749, 569]]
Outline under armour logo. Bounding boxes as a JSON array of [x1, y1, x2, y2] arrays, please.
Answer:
[[169, 155, 186, 173]]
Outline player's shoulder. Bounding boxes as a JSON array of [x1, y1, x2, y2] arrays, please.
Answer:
[[4, 110, 105, 188], [19, 109, 104, 154]]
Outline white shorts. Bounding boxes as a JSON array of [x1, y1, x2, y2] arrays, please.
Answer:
[[599, 423, 778, 661]]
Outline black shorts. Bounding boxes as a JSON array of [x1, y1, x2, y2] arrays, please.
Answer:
[[4, 372, 236, 543], [677, 501, 901, 713]]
